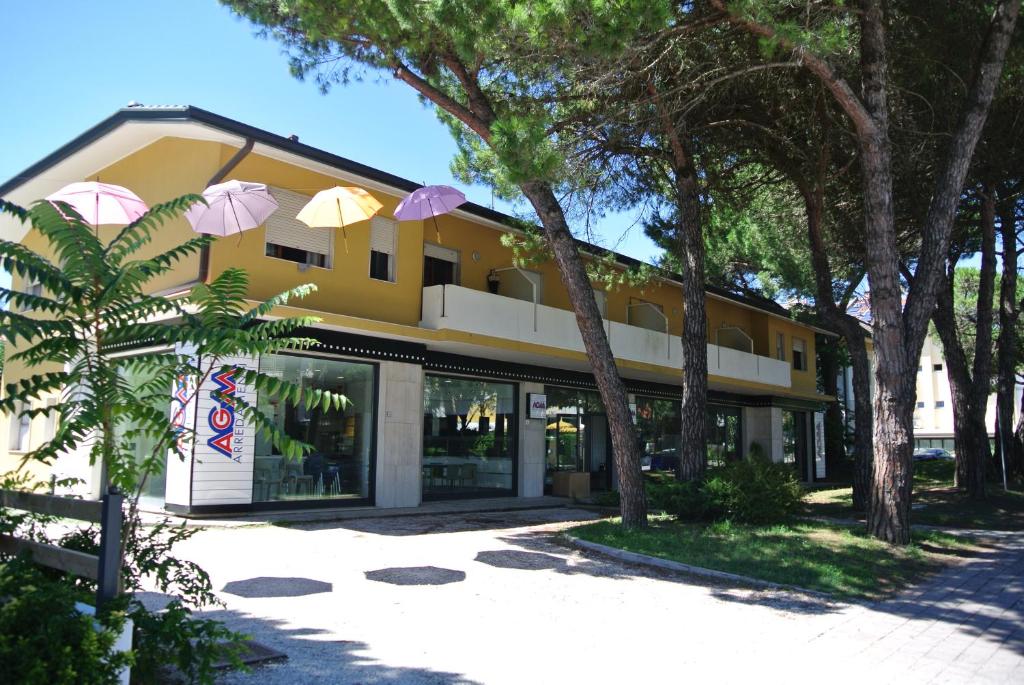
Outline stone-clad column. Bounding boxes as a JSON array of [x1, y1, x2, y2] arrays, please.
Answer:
[[375, 361, 424, 508], [519, 382, 546, 497]]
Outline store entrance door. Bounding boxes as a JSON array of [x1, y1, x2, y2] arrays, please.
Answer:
[[583, 413, 611, 491]]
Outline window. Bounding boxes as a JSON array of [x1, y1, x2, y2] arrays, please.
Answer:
[[636, 397, 683, 472], [43, 397, 59, 442], [14, 281, 43, 312], [706, 405, 742, 467], [792, 338, 807, 371], [423, 243, 459, 287], [423, 375, 515, 499], [935, 401, 945, 408], [592, 289, 608, 318], [8, 401, 30, 452], [254, 355, 376, 503], [933, 363, 943, 371], [369, 216, 397, 282], [917, 401, 926, 408], [265, 187, 332, 268], [776, 332, 786, 361]]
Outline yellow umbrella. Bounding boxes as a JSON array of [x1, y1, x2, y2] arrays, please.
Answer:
[[296, 186, 383, 253], [546, 419, 578, 433]]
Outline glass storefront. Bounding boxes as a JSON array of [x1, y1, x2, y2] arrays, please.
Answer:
[[118, 364, 168, 509], [706, 405, 742, 466], [253, 354, 375, 503], [422, 375, 516, 499], [783, 410, 809, 478], [544, 387, 609, 491], [636, 397, 682, 474]]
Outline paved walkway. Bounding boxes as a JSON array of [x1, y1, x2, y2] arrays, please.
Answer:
[[158, 508, 1023, 684]]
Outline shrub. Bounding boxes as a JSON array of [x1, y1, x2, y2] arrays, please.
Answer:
[[0, 558, 130, 685], [647, 480, 709, 520], [703, 455, 803, 524]]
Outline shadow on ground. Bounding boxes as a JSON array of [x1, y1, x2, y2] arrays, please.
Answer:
[[222, 577, 333, 598], [365, 566, 466, 586], [202, 609, 481, 685]]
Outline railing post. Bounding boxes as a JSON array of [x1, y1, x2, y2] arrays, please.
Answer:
[[95, 486, 123, 610]]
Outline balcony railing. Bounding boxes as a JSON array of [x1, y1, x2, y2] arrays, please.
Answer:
[[421, 284, 792, 388]]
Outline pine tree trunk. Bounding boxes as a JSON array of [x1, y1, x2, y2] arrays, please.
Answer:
[[675, 171, 708, 483], [994, 196, 1019, 484], [520, 181, 647, 529]]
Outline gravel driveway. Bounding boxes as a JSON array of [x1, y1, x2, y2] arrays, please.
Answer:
[[161, 508, 1023, 684]]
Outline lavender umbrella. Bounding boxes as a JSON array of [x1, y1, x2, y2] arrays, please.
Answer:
[[394, 184, 467, 242], [46, 181, 149, 225], [185, 180, 279, 237]]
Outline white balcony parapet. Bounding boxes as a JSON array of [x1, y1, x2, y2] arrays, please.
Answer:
[[421, 284, 791, 388]]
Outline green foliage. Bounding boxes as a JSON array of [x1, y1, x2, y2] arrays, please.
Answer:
[[0, 558, 130, 685], [0, 194, 344, 683], [703, 456, 804, 523], [644, 455, 803, 524]]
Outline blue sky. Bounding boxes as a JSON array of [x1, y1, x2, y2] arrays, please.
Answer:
[[0, 0, 659, 293]]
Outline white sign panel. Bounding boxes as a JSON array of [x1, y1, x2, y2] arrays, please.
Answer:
[[527, 393, 547, 419], [190, 354, 259, 505], [814, 411, 826, 479]]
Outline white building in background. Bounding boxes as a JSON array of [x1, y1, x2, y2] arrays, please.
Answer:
[[837, 332, 1021, 455]]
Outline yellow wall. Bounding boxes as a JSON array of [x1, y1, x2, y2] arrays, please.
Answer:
[[4, 135, 823, 401]]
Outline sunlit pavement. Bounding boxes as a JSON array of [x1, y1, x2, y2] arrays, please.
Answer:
[[161, 508, 1023, 684]]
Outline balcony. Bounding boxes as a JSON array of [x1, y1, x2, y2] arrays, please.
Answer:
[[420, 284, 791, 388]]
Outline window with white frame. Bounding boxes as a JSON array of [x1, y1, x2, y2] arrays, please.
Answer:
[[593, 289, 608, 318], [792, 337, 807, 371], [369, 216, 397, 282], [776, 331, 786, 361], [265, 187, 332, 268], [43, 397, 59, 443], [8, 401, 31, 452]]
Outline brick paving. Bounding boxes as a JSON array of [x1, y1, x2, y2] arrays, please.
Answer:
[[163, 509, 1023, 684]]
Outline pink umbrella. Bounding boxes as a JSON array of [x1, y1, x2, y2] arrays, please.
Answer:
[[46, 181, 149, 225], [394, 184, 467, 242], [185, 180, 279, 237]]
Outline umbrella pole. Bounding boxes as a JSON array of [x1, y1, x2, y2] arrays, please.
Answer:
[[227, 194, 244, 246], [427, 198, 441, 243], [337, 197, 349, 254]]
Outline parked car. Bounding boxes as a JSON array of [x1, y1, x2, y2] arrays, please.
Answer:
[[642, 448, 681, 472], [913, 447, 953, 461]]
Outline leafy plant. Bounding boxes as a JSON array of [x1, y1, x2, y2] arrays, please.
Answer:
[[0, 557, 130, 685], [0, 195, 348, 683]]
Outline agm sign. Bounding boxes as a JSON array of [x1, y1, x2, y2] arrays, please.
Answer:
[[207, 368, 244, 462]]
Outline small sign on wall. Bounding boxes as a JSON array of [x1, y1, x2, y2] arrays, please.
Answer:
[[527, 393, 547, 419]]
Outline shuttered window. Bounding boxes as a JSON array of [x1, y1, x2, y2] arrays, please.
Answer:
[[369, 217, 397, 282], [792, 337, 807, 371], [265, 187, 332, 267]]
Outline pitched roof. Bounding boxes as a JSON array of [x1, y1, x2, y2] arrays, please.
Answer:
[[0, 104, 798, 322]]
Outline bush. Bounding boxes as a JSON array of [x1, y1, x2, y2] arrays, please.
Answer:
[[703, 456, 803, 523], [0, 558, 130, 685], [640, 454, 803, 524]]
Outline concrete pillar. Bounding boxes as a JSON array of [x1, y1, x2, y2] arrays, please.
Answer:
[[375, 361, 423, 508], [742, 406, 784, 462], [518, 382, 546, 497]]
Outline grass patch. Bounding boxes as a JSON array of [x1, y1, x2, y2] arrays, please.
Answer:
[[802, 460, 1024, 531], [567, 518, 971, 600]]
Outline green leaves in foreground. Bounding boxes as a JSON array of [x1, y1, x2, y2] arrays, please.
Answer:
[[0, 195, 344, 494]]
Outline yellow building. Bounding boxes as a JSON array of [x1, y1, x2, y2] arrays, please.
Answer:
[[0, 105, 832, 514]]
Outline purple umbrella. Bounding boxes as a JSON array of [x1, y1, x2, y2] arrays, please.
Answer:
[[185, 180, 279, 237], [394, 184, 467, 242], [47, 181, 149, 225]]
